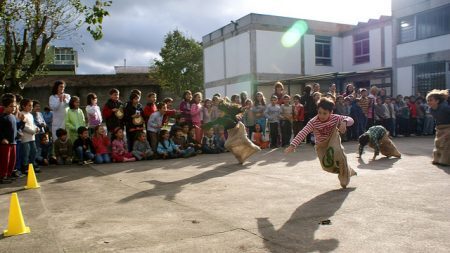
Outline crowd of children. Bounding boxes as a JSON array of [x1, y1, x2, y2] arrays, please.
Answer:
[[0, 79, 448, 183]]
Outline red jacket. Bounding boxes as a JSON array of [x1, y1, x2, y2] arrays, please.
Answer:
[[143, 103, 157, 123], [408, 102, 417, 118], [293, 103, 305, 121], [92, 134, 110, 154]]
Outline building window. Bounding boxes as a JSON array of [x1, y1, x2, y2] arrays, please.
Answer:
[[399, 4, 450, 43], [414, 61, 447, 95], [353, 32, 370, 64], [54, 48, 75, 65], [315, 36, 332, 66]]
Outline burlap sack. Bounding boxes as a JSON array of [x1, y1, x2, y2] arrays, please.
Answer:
[[225, 122, 261, 164], [433, 124, 450, 166], [368, 132, 401, 158], [315, 128, 356, 188]]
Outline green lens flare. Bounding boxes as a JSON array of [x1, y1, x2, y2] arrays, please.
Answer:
[[281, 20, 308, 48]]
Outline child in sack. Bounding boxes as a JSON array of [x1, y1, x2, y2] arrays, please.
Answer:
[[285, 97, 357, 188]]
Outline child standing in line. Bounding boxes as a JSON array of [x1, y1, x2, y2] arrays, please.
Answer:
[[190, 92, 203, 143], [202, 98, 212, 126], [179, 90, 192, 125], [132, 131, 153, 161], [0, 94, 17, 183], [147, 102, 167, 153], [54, 128, 73, 165], [426, 89, 450, 166], [285, 97, 357, 188], [86, 93, 102, 137], [92, 125, 111, 164], [264, 95, 282, 148], [111, 127, 136, 163], [280, 95, 293, 147], [292, 94, 305, 138], [143, 92, 157, 123], [157, 129, 183, 159], [201, 127, 223, 154], [20, 98, 40, 173], [124, 92, 144, 151], [43, 106, 53, 137], [65, 96, 86, 142], [102, 88, 124, 138], [243, 99, 256, 138], [73, 126, 95, 165], [253, 92, 267, 136], [251, 123, 270, 149]]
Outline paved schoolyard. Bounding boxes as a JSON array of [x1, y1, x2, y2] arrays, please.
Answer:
[[1, 136, 449, 253]]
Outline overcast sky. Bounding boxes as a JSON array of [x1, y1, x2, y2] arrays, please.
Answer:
[[58, 0, 391, 74]]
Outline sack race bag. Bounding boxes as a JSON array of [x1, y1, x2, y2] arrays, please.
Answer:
[[225, 122, 261, 164], [433, 124, 450, 166], [368, 132, 401, 158], [315, 128, 356, 188]]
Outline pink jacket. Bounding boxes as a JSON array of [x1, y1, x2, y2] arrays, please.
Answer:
[[190, 103, 202, 124]]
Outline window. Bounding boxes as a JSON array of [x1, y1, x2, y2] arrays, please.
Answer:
[[399, 4, 450, 43], [315, 36, 332, 66], [414, 61, 447, 95], [54, 48, 75, 65], [353, 32, 370, 64]]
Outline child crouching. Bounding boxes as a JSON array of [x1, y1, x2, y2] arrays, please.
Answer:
[[285, 97, 357, 188], [111, 127, 136, 162], [132, 131, 153, 161]]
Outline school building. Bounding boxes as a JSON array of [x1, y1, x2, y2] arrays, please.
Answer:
[[202, 0, 450, 98]]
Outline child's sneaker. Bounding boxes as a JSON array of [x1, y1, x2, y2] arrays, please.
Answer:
[[83, 160, 94, 165]]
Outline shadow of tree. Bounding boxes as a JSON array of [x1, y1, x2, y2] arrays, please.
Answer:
[[257, 188, 355, 253], [117, 162, 253, 203]]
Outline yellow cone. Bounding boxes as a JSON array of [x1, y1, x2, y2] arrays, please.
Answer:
[[3, 193, 31, 237], [24, 164, 40, 189]]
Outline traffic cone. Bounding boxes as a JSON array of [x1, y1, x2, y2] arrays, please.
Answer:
[[24, 164, 40, 189], [3, 193, 31, 237]]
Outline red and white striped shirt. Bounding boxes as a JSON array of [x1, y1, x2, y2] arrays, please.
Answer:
[[290, 114, 354, 147]]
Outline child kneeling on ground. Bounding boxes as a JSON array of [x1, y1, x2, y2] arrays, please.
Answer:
[[285, 97, 357, 188], [358, 125, 401, 160]]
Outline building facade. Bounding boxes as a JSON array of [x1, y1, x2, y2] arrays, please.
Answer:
[[392, 0, 450, 97], [203, 13, 392, 99]]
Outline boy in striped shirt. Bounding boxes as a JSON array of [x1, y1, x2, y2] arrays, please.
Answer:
[[285, 97, 356, 188]]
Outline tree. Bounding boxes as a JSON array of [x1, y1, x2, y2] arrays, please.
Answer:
[[0, 0, 112, 94], [151, 29, 203, 98]]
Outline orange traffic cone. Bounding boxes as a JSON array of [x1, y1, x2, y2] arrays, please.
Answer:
[[24, 164, 40, 189], [3, 193, 31, 237]]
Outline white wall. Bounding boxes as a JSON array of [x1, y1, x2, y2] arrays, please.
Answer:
[[396, 34, 450, 58], [304, 35, 343, 75], [396, 66, 413, 96], [384, 25, 392, 67], [226, 81, 252, 97], [205, 86, 225, 99], [204, 42, 225, 83], [225, 32, 251, 78], [256, 30, 301, 74], [343, 28, 383, 72]]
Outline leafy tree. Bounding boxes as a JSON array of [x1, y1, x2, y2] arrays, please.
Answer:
[[0, 0, 112, 93], [151, 29, 203, 97]]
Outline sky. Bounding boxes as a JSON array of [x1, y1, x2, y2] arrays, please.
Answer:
[[58, 0, 391, 74]]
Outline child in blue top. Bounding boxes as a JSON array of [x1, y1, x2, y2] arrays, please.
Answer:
[[157, 129, 182, 159]]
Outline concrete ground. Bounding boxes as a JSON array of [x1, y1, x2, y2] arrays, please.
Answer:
[[0, 136, 449, 253]]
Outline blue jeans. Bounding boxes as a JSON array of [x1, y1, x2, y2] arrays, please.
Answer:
[[21, 141, 37, 170], [75, 146, 94, 162], [94, 153, 111, 164]]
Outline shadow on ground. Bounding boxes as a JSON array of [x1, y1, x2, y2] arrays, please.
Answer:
[[257, 188, 355, 253], [117, 162, 253, 202]]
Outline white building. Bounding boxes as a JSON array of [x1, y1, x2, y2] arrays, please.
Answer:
[[392, 0, 450, 96], [203, 13, 392, 99], [203, 1, 450, 99]]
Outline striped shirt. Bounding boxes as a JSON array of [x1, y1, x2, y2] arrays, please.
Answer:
[[358, 97, 369, 116], [290, 114, 354, 147]]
